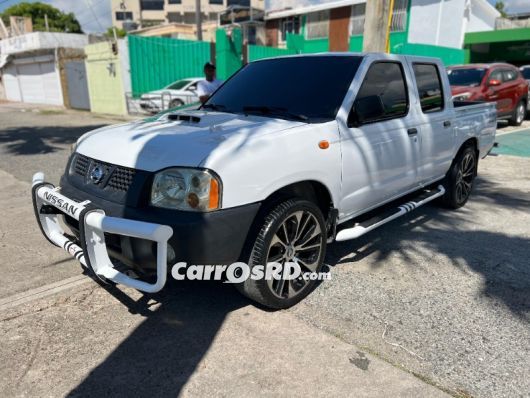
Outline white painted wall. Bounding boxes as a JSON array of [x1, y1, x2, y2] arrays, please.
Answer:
[[408, 0, 466, 49], [468, 0, 499, 32], [0, 32, 88, 55], [401, 0, 499, 49]]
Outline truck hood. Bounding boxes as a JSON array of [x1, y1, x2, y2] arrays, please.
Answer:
[[75, 111, 304, 172]]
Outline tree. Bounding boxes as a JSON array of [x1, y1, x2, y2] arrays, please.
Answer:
[[495, 1, 508, 18], [105, 27, 127, 39], [1, 2, 82, 33]]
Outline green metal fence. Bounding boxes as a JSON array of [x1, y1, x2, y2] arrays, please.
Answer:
[[248, 45, 297, 62], [129, 35, 211, 97]]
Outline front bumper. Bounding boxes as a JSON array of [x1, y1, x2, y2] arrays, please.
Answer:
[[32, 173, 173, 293], [32, 172, 260, 292]]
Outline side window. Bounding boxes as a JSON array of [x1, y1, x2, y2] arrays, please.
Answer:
[[350, 61, 409, 125], [412, 63, 444, 113], [502, 69, 517, 82]]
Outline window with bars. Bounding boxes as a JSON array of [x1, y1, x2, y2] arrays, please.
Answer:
[[140, 0, 164, 11], [305, 10, 329, 40], [350, 3, 366, 36], [391, 0, 408, 32], [115, 11, 133, 21], [349, 0, 408, 36], [279, 16, 300, 43]]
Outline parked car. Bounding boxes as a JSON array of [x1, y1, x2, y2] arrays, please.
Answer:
[[520, 65, 530, 111], [32, 54, 496, 309], [448, 63, 528, 126], [139, 78, 202, 113]]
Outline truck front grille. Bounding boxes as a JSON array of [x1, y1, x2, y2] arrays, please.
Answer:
[[72, 154, 137, 192]]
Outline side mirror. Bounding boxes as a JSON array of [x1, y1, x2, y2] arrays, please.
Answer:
[[348, 95, 385, 127], [489, 79, 501, 87]]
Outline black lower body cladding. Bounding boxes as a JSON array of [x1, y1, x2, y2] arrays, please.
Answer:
[[59, 176, 260, 269]]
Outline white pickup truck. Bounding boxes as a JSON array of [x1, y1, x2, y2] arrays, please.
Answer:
[[32, 53, 496, 308]]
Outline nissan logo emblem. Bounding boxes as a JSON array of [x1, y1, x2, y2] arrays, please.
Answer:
[[90, 166, 105, 184]]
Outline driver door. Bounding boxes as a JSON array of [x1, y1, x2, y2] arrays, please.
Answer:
[[338, 61, 421, 217]]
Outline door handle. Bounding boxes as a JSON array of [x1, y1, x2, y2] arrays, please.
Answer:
[[443, 120, 451, 128], [407, 128, 418, 136]]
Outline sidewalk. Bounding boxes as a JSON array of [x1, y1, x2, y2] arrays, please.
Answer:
[[0, 168, 448, 397]]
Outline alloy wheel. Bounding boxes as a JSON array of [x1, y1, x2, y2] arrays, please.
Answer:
[[516, 103, 525, 125], [266, 210, 323, 299], [455, 152, 475, 204]]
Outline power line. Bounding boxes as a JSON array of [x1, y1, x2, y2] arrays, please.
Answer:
[[82, 0, 106, 32]]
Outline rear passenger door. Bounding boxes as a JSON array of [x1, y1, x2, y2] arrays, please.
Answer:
[[410, 62, 455, 183]]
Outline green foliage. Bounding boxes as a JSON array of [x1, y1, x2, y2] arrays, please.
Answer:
[[1, 2, 82, 33], [495, 1, 508, 18], [105, 27, 127, 39]]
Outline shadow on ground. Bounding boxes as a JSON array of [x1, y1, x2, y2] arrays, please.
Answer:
[[68, 278, 250, 397], [0, 125, 107, 155], [67, 176, 529, 396], [328, 176, 530, 322]]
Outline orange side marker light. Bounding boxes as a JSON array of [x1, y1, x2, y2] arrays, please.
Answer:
[[318, 140, 330, 150]]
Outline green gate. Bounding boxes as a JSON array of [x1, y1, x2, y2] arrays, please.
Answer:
[[128, 35, 211, 97]]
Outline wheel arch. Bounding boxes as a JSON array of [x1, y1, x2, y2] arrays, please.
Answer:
[[238, 180, 334, 261]]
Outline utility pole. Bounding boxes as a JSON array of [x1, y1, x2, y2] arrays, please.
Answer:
[[195, 0, 203, 41], [363, 0, 393, 53], [44, 14, 50, 31]]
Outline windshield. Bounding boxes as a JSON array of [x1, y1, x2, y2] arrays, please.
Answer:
[[447, 68, 486, 87], [521, 68, 530, 80], [166, 80, 192, 90], [202, 56, 362, 123]]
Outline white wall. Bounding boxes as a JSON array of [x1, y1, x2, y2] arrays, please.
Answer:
[[467, 0, 499, 32], [0, 32, 88, 55], [408, 0, 466, 49]]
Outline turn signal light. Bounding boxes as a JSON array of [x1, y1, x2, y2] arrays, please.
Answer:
[[209, 178, 220, 209], [318, 140, 330, 149]]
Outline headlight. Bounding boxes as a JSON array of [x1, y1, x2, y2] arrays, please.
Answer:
[[452, 92, 471, 101], [150, 168, 221, 212]]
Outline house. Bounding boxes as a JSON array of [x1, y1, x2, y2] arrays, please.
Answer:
[[263, 0, 499, 64], [0, 32, 90, 108]]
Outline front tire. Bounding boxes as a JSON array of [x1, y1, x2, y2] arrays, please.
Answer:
[[236, 199, 327, 309], [169, 99, 184, 109], [440, 145, 477, 209], [509, 100, 526, 126]]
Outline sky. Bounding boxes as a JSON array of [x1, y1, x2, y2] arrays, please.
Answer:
[[0, 0, 530, 33], [0, 0, 112, 33]]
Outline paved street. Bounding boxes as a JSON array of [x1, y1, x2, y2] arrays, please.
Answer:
[[0, 103, 529, 397]]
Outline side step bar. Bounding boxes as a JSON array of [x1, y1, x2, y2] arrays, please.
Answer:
[[335, 185, 446, 242]]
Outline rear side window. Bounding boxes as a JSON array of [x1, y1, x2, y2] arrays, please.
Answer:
[[413, 63, 444, 113], [502, 69, 517, 82], [355, 62, 409, 121]]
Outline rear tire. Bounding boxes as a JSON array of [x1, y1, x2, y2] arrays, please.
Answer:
[[509, 100, 526, 126], [235, 199, 327, 309], [440, 145, 477, 209]]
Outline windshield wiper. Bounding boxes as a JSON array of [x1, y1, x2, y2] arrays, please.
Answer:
[[242, 106, 309, 122], [201, 103, 228, 112]]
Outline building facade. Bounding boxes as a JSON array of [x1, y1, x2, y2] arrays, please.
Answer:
[[111, 0, 265, 30], [263, 0, 499, 64]]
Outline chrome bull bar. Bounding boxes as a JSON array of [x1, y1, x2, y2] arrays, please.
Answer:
[[31, 172, 173, 293]]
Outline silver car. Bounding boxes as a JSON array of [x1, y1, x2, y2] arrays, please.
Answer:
[[140, 78, 202, 113]]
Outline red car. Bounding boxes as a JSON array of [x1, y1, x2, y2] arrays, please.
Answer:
[[448, 63, 528, 126]]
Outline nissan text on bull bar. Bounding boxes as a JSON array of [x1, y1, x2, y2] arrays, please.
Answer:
[[32, 53, 496, 309]]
